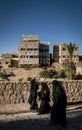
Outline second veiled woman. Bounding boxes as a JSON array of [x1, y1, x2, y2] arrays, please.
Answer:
[[38, 82, 51, 114]]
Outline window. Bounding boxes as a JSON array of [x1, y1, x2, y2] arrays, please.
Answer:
[[62, 47, 66, 51], [20, 55, 25, 58], [20, 56, 22, 58], [62, 55, 66, 58], [30, 56, 33, 58], [21, 48, 26, 51], [74, 47, 78, 51], [28, 40, 39, 42], [34, 48, 39, 51]]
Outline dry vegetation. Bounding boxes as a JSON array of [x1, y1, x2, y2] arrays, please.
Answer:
[[0, 68, 44, 81]]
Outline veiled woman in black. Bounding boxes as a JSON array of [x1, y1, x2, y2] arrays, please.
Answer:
[[50, 80, 67, 125], [38, 82, 51, 114], [28, 78, 39, 110]]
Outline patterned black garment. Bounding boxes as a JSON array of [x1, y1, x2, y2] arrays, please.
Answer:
[[38, 82, 51, 114], [28, 78, 39, 110], [50, 80, 67, 126]]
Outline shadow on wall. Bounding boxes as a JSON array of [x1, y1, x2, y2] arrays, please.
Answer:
[[67, 100, 82, 105]]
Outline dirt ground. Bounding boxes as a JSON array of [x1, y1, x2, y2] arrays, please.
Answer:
[[0, 104, 82, 130]]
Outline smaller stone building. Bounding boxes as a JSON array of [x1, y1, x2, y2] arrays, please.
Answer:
[[0, 53, 19, 68], [53, 43, 79, 65]]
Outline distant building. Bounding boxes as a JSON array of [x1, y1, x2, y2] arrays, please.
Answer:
[[18, 35, 39, 66], [50, 53, 53, 65], [18, 35, 50, 66], [0, 53, 19, 68], [39, 42, 50, 66], [53, 43, 79, 65], [79, 54, 82, 61]]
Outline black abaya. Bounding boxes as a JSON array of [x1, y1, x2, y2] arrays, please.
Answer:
[[51, 80, 67, 125]]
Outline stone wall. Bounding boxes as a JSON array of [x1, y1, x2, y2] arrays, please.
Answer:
[[0, 81, 30, 104], [62, 80, 82, 103], [0, 80, 82, 104]]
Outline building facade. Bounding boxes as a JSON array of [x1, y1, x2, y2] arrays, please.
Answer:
[[18, 35, 39, 66], [39, 42, 50, 66], [0, 53, 19, 68], [53, 43, 79, 65], [18, 35, 50, 66]]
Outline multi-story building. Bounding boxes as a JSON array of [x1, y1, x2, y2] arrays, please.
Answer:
[[18, 35, 50, 66], [18, 35, 39, 66], [53, 43, 79, 65], [39, 42, 50, 66]]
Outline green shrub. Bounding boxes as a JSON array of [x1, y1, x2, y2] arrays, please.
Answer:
[[39, 69, 57, 78], [20, 64, 31, 70], [59, 69, 67, 78], [0, 71, 8, 80], [39, 68, 69, 79], [32, 64, 40, 68], [27, 77, 32, 81]]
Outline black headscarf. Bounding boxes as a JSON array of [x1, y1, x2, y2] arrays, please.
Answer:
[[38, 82, 50, 101], [40, 82, 50, 92], [30, 78, 39, 92]]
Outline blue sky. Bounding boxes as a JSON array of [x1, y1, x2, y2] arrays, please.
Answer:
[[0, 0, 82, 55]]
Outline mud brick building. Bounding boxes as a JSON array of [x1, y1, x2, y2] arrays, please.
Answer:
[[18, 35, 50, 67]]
